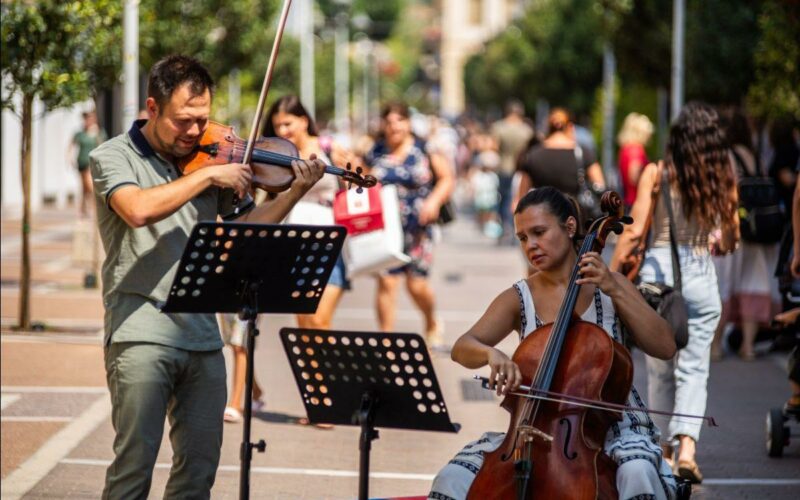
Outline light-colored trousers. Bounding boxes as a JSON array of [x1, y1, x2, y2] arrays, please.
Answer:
[[103, 342, 227, 500], [640, 245, 721, 443]]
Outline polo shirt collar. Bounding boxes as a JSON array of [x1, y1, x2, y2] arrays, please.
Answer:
[[127, 119, 157, 157]]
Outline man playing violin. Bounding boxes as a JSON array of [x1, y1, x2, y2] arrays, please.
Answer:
[[429, 187, 679, 500], [90, 54, 325, 499]]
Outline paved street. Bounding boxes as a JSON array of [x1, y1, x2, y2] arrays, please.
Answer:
[[2, 205, 799, 499]]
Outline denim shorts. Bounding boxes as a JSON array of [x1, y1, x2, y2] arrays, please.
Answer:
[[328, 254, 351, 290]]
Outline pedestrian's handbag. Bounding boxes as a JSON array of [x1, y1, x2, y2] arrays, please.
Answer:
[[333, 183, 410, 277], [733, 149, 785, 244], [428, 153, 455, 225], [437, 198, 455, 225], [636, 169, 689, 350], [574, 146, 603, 225]]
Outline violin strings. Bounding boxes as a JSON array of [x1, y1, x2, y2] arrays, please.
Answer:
[[224, 144, 349, 175]]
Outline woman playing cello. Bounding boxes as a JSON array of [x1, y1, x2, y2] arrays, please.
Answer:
[[429, 187, 678, 500]]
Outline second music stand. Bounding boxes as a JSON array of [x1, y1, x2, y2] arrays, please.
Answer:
[[280, 328, 460, 500]]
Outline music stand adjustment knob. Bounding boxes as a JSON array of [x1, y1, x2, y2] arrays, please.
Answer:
[[254, 440, 267, 453]]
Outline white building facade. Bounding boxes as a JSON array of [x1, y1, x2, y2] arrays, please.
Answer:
[[2, 99, 89, 215], [439, 0, 524, 116]]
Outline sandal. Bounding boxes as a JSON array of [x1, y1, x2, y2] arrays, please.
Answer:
[[784, 395, 800, 417], [297, 417, 334, 429], [223, 406, 242, 423], [251, 399, 266, 413], [677, 459, 703, 484], [426, 318, 449, 353]]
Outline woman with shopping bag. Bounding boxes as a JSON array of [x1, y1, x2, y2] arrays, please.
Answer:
[[264, 95, 354, 330], [363, 102, 455, 350]]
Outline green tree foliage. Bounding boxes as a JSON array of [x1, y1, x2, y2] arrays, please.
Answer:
[[747, 1, 800, 120], [1, 0, 121, 111], [139, 0, 279, 79], [138, 0, 342, 132], [1, 0, 122, 330], [684, 0, 759, 105], [613, 0, 760, 106], [464, 0, 605, 117], [353, 0, 404, 40], [610, 0, 671, 88], [317, 0, 404, 40], [381, 3, 430, 107]]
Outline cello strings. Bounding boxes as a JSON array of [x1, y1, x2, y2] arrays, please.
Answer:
[[476, 376, 716, 427]]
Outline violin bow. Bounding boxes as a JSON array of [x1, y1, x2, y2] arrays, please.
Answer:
[[242, 0, 294, 166], [474, 375, 717, 427]]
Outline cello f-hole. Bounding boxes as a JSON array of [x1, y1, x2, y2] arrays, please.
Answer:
[[559, 417, 578, 460]]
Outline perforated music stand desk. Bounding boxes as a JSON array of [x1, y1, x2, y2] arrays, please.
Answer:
[[280, 328, 461, 500], [160, 222, 345, 500]]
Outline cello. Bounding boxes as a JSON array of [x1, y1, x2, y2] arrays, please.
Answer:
[[467, 191, 633, 500]]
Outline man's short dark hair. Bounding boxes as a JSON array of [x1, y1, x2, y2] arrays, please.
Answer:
[[505, 99, 525, 117], [147, 55, 215, 107]]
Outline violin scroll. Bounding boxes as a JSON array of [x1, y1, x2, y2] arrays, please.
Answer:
[[342, 162, 377, 193]]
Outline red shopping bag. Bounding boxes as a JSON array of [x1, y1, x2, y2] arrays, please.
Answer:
[[333, 183, 385, 236]]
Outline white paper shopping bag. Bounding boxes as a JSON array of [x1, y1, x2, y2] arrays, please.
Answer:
[[333, 184, 410, 277]]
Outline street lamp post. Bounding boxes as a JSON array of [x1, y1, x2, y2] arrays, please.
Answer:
[[601, 42, 617, 191], [334, 1, 351, 135], [671, 0, 685, 120], [122, 0, 139, 130], [299, 0, 316, 119], [352, 13, 372, 137]]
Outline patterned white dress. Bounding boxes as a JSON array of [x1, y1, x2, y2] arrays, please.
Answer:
[[428, 279, 677, 500]]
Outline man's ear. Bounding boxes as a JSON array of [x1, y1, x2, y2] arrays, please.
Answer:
[[145, 97, 159, 118]]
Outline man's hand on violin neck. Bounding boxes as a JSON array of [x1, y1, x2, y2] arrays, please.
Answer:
[[206, 163, 252, 199], [289, 158, 326, 194]]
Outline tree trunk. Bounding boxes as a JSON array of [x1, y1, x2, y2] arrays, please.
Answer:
[[18, 94, 33, 330]]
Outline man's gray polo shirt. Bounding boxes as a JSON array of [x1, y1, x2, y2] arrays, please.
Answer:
[[90, 120, 251, 350]]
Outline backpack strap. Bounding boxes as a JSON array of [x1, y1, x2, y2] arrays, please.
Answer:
[[730, 146, 764, 178]]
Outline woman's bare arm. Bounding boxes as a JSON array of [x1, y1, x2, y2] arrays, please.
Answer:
[[586, 162, 606, 189], [451, 287, 524, 395], [610, 162, 659, 271]]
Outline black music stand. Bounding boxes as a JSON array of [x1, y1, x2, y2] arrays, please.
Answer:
[[280, 328, 461, 500], [161, 222, 345, 500]]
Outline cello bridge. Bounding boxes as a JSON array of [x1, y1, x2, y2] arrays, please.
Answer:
[[518, 424, 553, 445]]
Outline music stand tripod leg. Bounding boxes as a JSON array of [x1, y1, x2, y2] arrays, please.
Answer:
[[355, 392, 379, 500], [239, 283, 266, 500]]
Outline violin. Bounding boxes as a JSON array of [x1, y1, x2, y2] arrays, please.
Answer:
[[467, 192, 636, 500], [177, 121, 377, 192]]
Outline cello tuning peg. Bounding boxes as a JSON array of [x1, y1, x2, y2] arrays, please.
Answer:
[[346, 162, 352, 171], [356, 166, 363, 175]]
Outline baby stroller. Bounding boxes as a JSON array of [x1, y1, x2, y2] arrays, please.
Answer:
[[765, 238, 800, 458]]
